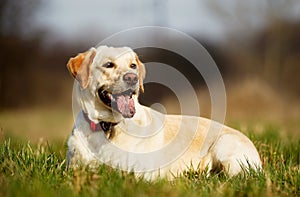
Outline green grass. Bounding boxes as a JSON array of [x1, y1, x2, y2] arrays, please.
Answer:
[[0, 127, 299, 197]]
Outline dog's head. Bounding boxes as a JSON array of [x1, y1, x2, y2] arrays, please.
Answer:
[[67, 46, 145, 122]]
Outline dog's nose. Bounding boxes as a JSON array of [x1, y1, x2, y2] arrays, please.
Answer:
[[123, 73, 138, 86]]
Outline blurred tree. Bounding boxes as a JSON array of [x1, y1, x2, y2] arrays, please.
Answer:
[[0, 0, 42, 108], [0, 0, 41, 37], [204, 0, 300, 97]]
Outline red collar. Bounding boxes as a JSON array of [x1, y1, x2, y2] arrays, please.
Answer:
[[83, 112, 117, 132]]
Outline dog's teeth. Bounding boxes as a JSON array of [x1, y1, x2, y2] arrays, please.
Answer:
[[109, 94, 115, 102]]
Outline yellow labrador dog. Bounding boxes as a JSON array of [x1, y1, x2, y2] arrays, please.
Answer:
[[66, 46, 261, 180]]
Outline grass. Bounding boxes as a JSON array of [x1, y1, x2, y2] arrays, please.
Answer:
[[0, 125, 299, 197]]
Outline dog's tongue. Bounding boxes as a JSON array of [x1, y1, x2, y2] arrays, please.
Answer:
[[113, 95, 135, 118]]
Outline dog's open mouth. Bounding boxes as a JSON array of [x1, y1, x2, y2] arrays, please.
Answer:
[[97, 87, 136, 118]]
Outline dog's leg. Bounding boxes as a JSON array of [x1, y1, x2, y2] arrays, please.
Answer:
[[66, 129, 82, 169], [66, 145, 74, 169], [212, 133, 262, 176], [66, 128, 98, 169]]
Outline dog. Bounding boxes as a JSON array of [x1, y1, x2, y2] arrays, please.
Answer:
[[66, 46, 262, 180]]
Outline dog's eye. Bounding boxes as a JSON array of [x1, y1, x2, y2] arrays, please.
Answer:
[[103, 62, 115, 68], [130, 63, 137, 69]]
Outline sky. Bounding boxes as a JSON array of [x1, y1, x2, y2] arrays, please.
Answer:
[[29, 0, 300, 45], [32, 0, 228, 44]]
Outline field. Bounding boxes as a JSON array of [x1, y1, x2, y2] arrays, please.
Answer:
[[0, 107, 299, 197]]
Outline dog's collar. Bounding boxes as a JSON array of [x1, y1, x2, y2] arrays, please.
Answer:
[[83, 112, 117, 132]]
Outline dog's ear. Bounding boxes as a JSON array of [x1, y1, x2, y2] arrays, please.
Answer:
[[67, 48, 97, 89], [135, 54, 146, 93]]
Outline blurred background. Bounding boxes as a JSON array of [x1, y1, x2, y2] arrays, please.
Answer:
[[0, 0, 299, 142]]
